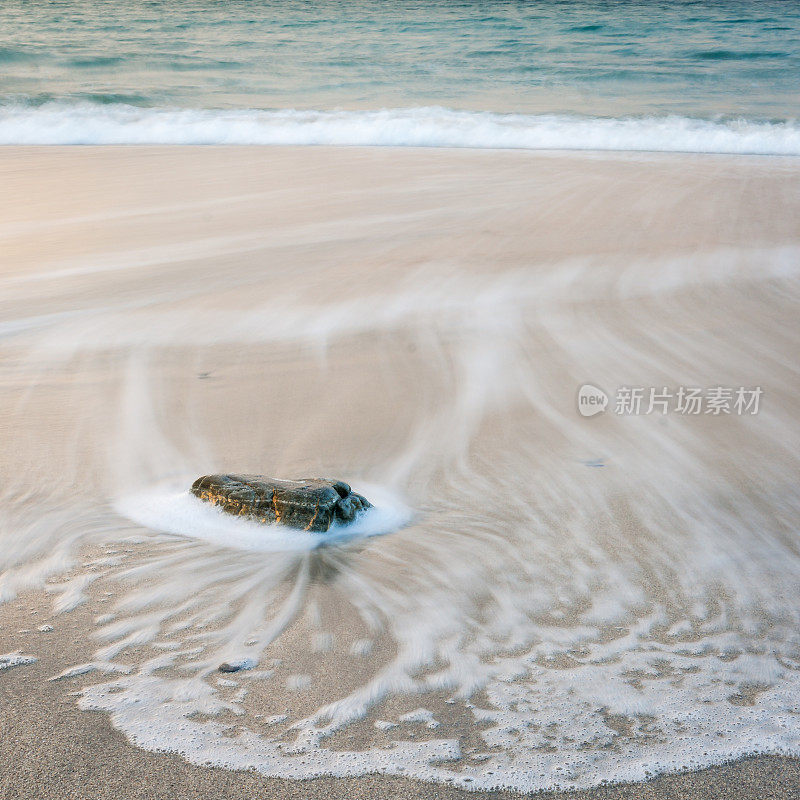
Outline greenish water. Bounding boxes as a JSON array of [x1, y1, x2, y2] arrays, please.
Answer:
[[1, 3, 799, 151], [3, 0, 800, 115]]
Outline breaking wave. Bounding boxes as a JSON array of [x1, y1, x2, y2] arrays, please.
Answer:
[[1, 102, 800, 154]]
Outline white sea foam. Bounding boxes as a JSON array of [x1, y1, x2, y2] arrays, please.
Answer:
[[114, 482, 411, 552], [399, 708, 440, 728], [49, 661, 131, 681], [1, 103, 800, 154], [0, 651, 38, 671]]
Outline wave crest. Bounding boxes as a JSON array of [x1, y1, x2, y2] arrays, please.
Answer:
[[1, 102, 799, 154]]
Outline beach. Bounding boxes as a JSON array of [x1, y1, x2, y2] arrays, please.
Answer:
[[3, 587, 800, 800], [1, 146, 799, 796]]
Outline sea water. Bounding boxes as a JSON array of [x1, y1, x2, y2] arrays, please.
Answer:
[[2, 239, 800, 790], [1, 0, 799, 152]]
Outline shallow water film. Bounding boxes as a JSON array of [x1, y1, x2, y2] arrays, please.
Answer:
[[1, 148, 799, 791]]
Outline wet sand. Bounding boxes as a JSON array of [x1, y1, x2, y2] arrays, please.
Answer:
[[1, 147, 799, 797], [2, 585, 800, 800]]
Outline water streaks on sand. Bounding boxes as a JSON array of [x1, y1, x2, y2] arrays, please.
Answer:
[[1, 149, 800, 791]]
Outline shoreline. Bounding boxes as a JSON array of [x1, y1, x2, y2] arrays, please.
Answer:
[[2, 106, 800, 155], [3, 144, 800, 161], [2, 581, 800, 800]]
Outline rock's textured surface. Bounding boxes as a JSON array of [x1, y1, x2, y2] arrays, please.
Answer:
[[191, 474, 372, 532]]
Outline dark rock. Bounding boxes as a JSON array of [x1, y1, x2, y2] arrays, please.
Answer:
[[218, 658, 256, 673], [191, 474, 372, 532]]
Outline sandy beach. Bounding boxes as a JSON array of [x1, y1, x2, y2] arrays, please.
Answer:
[[3, 584, 800, 800], [1, 146, 800, 798]]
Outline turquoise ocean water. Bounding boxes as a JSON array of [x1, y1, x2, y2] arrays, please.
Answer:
[[1, 0, 799, 151]]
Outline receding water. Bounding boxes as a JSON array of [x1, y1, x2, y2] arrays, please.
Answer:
[[2, 211, 800, 790]]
